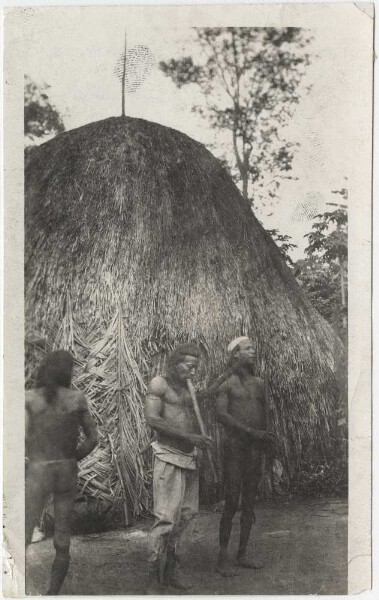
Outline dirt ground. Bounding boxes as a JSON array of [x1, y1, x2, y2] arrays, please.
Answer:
[[26, 498, 347, 595]]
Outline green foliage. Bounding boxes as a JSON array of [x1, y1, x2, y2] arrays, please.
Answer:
[[295, 206, 348, 330], [294, 256, 341, 322], [267, 228, 297, 265], [292, 206, 348, 497], [160, 27, 311, 206], [304, 208, 347, 263], [290, 458, 348, 498], [24, 75, 65, 141]]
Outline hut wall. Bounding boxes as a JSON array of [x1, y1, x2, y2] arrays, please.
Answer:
[[25, 116, 344, 521]]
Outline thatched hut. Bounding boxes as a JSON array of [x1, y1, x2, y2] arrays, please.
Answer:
[[25, 116, 340, 521]]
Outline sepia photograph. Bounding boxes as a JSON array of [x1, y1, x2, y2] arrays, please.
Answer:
[[2, 2, 374, 597]]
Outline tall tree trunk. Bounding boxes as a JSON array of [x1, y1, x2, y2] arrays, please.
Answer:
[[242, 169, 248, 201], [241, 152, 249, 201]]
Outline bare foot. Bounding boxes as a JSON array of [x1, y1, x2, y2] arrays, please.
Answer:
[[216, 555, 238, 577], [236, 554, 264, 569], [146, 582, 169, 595], [167, 572, 193, 590], [147, 569, 168, 594]]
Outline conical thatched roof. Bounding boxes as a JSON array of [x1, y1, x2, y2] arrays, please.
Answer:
[[25, 116, 340, 517]]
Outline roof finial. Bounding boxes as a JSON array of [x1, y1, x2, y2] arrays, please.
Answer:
[[114, 32, 154, 117]]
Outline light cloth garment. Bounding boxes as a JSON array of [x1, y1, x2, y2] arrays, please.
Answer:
[[150, 441, 197, 470], [148, 442, 199, 570], [227, 336, 249, 353]]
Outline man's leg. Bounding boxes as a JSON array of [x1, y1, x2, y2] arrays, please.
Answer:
[[237, 449, 263, 569], [25, 464, 50, 547], [217, 449, 242, 576], [48, 462, 77, 595], [31, 496, 52, 544], [148, 459, 183, 592], [164, 468, 199, 590], [47, 488, 75, 595]]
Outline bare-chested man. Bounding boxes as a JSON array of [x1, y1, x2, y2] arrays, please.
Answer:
[[145, 344, 213, 592], [25, 350, 98, 594], [216, 337, 275, 576]]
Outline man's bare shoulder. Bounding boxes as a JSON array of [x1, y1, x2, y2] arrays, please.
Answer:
[[71, 389, 88, 408], [57, 387, 87, 410], [218, 374, 237, 394], [26, 387, 48, 409], [254, 377, 265, 396], [147, 376, 167, 397]]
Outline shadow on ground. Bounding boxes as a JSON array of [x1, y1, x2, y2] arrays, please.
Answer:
[[26, 498, 347, 595]]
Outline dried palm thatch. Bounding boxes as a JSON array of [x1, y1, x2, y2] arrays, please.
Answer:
[[25, 116, 342, 517]]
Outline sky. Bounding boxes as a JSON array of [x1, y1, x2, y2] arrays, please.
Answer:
[[21, 6, 353, 260]]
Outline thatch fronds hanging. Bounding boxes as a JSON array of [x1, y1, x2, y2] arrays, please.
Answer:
[[26, 294, 153, 518], [25, 116, 341, 515]]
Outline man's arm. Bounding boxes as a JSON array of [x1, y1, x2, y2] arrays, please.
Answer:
[[145, 377, 210, 447], [76, 395, 98, 461], [197, 367, 234, 401]]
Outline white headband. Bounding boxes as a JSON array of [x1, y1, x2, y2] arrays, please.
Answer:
[[227, 336, 249, 354]]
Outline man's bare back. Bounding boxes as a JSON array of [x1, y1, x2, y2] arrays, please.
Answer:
[[25, 350, 98, 596], [26, 387, 97, 462]]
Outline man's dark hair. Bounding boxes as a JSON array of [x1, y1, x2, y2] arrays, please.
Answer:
[[166, 344, 201, 372], [36, 350, 74, 403]]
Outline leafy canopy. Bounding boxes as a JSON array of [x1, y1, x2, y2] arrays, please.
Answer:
[[160, 27, 311, 207], [24, 75, 65, 141], [295, 206, 348, 330], [304, 208, 347, 263]]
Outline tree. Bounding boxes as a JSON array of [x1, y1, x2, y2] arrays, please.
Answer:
[[294, 256, 341, 323], [24, 75, 65, 143], [160, 28, 311, 207], [304, 207, 347, 311], [295, 204, 348, 336], [267, 228, 297, 266]]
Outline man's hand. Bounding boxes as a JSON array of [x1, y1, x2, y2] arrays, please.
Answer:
[[188, 433, 214, 449], [76, 395, 98, 461], [250, 429, 276, 444]]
